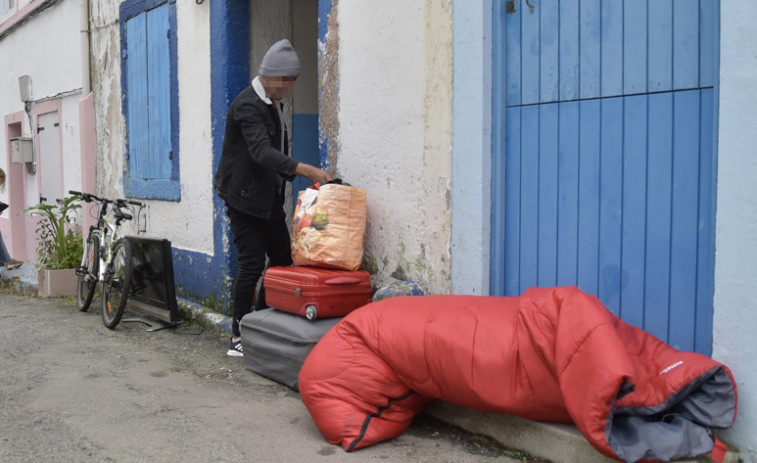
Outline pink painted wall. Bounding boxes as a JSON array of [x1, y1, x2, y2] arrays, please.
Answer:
[[3, 111, 28, 262], [79, 93, 97, 236], [3, 95, 94, 265]]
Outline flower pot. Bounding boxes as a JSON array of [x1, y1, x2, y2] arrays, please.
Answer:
[[37, 268, 78, 298]]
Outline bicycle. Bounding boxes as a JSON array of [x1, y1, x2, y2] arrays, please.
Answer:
[[69, 190, 144, 329]]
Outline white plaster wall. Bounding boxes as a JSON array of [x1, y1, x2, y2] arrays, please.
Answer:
[[0, 0, 81, 104], [337, 1, 452, 293], [0, 0, 82, 209], [713, 1, 757, 460], [146, 0, 213, 253], [0, 0, 41, 25], [90, 0, 213, 255]]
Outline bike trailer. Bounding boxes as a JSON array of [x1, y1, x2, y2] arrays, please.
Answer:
[[263, 266, 372, 320], [239, 308, 341, 391]]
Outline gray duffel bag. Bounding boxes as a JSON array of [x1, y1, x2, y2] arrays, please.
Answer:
[[239, 308, 341, 391]]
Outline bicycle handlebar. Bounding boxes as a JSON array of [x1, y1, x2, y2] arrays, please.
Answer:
[[69, 190, 98, 203], [68, 190, 144, 208]]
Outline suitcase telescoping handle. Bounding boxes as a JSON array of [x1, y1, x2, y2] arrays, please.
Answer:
[[324, 276, 362, 285]]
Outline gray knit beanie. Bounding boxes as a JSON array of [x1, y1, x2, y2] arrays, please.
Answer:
[[258, 39, 301, 77]]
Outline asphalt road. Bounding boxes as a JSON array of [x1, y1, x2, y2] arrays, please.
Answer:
[[0, 294, 523, 463]]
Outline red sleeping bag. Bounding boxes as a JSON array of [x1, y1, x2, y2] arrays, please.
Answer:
[[298, 286, 737, 463]]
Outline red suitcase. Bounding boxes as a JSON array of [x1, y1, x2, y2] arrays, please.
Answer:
[[263, 266, 372, 320]]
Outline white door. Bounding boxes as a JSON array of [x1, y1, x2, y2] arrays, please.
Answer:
[[37, 112, 62, 204]]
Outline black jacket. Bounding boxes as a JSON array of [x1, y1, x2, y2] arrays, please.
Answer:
[[214, 86, 299, 219]]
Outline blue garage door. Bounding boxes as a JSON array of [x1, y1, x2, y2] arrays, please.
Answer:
[[491, 0, 719, 354]]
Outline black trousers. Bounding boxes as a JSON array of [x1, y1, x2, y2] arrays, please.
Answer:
[[227, 204, 292, 337]]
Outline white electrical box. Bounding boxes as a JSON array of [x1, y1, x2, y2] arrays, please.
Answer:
[[10, 137, 33, 164]]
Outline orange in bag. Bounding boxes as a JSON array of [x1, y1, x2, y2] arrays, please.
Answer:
[[291, 182, 367, 271]]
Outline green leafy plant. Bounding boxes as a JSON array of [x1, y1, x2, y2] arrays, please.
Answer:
[[22, 195, 83, 270]]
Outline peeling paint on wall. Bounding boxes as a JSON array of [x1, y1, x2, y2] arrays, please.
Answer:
[[89, 0, 214, 255], [336, 1, 453, 295], [90, 11, 114, 206], [318, 0, 339, 173], [421, 0, 453, 293], [89, 0, 124, 201], [89, 0, 224, 306]]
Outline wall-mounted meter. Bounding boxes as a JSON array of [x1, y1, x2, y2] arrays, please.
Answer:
[[10, 137, 33, 164]]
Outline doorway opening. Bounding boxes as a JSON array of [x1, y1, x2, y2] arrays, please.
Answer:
[[249, 0, 319, 214]]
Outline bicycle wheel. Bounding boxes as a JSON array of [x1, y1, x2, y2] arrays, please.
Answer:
[[101, 238, 133, 329], [77, 234, 100, 312]]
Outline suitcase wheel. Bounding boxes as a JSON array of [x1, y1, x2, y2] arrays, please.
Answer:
[[305, 305, 318, 320]]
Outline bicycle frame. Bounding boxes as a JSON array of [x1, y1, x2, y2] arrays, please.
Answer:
[[77, 193, 140, 284], [71, 190, 144, 328], [96, 216, 121, 281]]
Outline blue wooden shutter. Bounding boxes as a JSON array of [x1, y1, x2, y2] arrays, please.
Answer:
[[146, 3, 172, 179], [493, 0, 717, 354], [126, 13, 149, 179], [125, 4, 171, 181]]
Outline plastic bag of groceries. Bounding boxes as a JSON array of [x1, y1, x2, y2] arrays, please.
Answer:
[[291, 181, 367, 271]]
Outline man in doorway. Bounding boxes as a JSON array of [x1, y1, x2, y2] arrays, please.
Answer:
[[214, 39, 333, 357]]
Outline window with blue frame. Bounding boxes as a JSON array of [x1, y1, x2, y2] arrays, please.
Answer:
[[120, 0, 180, 200]]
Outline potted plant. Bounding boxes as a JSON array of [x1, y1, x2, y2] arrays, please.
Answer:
[[22, 195, 84, 297]]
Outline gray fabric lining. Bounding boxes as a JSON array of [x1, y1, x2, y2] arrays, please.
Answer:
[[606, 367, 735, 463]]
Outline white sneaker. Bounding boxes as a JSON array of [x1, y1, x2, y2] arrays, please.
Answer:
[[227, 338, 243, 357]]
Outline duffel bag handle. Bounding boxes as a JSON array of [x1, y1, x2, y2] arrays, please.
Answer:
[[325, 276, 361, 285]]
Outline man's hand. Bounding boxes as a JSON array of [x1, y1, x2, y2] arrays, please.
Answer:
[[295, 163, 334, 184]]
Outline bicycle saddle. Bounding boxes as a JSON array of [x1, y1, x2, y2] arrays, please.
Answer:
[[113, 207, 133, 221]]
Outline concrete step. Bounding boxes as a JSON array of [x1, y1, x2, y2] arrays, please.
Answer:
[[424, 401, 742, 463]]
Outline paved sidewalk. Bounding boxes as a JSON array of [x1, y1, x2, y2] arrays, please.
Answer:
[[0, 266, 741, 463], [0, 294, 528, 463], [0, 262, 38, 294]]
